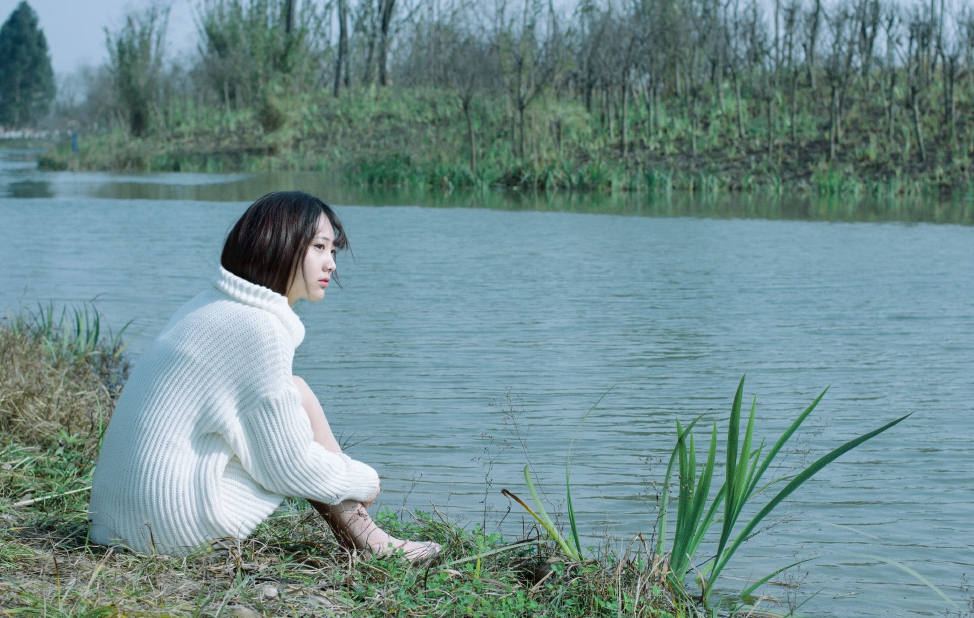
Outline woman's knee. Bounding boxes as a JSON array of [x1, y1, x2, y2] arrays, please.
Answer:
[[293, 375, 315, 408], [293, 376, 341, 452]]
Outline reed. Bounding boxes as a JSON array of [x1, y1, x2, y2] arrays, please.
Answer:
[[656, 376, 911, 605]]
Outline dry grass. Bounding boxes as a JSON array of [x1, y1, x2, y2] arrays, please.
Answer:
[[0, 328, 111, 455]]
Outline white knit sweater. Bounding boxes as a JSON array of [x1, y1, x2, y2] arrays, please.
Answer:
[[88, 267, 380, 556]]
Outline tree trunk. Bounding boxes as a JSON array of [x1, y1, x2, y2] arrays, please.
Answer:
[[607, 88, 614, 143], [621, 81, 629, 156], [947, 57, 955, 158], [333, 0, 348, 97], [767, 95, 775, 159], [675, 58, 682, 98], [774, 0, 781, 85], [378, 0, 396, 87], [790, 70, 798, 143], [887, 69, 896, 142], [807, 0, 821, 91], [463, 98, 477, 174], [643, 82, 654, 140], [734, 72, 746, 144], [519, 103, 526, 159], [284, 0, 295, 34], [654, 83, 660, 137], [829, 86, 838, 160], [910, 87, 926, 162]]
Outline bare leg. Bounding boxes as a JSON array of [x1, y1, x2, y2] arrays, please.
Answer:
[[292, 376, 440, 561]]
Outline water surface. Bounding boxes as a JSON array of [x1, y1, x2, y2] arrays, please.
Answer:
[[1, 149, 972, 616]]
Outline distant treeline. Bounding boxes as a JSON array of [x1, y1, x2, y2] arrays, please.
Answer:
[[46, 0, 974, 197]]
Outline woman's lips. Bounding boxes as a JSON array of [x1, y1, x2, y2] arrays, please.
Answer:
[[319, 279, 330, 287]]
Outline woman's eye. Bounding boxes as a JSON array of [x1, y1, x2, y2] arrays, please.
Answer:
[[314, 244, 325, 250]]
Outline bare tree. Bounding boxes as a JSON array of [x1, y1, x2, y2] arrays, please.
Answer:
[[905, 3, 936, 161], [334, 0, 349, 95], [823, 4, 855, 159], [493, 0, 563, 159], [430, 9, 498, 173], [378, 0, 397, 85], [804, 0, 822, 90]]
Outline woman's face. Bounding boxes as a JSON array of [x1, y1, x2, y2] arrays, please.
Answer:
[[286, 213, 336, 306]]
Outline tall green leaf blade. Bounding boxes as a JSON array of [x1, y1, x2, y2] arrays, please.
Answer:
[[565, 474, 582, 558], [747, 387, 829, 498], [522, 465, 578, 559], [565, 390, 611, 560], [658, 416, 703, 560], [711, 412, 912, 580], [713, 377, 746, 583]]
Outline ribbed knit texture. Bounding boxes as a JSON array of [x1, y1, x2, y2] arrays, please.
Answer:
[[88, 267, 380, 556]]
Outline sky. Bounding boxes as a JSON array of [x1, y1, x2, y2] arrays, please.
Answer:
[[0, 0, 198, 75]]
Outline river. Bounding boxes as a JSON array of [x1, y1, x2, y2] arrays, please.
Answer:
[[1, 148, 972, 616]]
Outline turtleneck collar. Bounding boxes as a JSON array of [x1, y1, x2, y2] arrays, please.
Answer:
[[212, 266, 306, 348]]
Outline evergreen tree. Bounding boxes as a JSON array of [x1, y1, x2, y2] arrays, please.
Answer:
[[0, 1, 55, 128]]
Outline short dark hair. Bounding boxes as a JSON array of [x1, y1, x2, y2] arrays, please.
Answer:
[[221, 191, 348, 296]]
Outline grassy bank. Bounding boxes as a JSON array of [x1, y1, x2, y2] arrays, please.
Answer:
[[0, 308, 697, 618], [38, 87, 974, 202], [0, 304, 947, 616]]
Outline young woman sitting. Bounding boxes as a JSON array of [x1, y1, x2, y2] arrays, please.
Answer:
[[88, 191, 440, 561]]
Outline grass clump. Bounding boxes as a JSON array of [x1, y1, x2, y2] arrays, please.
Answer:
[[0, 307, 688, 617], [0, 304, 128, 455]]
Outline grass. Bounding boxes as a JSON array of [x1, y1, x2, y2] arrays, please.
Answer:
[[0, 303, 128, 454], [0, 307, 691, 617]]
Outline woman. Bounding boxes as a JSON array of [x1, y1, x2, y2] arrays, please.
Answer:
[[88, 191, 440, 561]]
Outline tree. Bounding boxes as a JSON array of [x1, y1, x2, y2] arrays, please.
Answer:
[[378, 0, 396, 86], [333, 0, 349, 96], [0, 1, 55, 128], [107, 6, 169, 137]]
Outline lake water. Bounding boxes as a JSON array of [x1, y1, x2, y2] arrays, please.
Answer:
[[1, 148, 972, 616]]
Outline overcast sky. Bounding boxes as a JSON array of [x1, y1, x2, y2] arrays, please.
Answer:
[[0, 0, 198, 75]]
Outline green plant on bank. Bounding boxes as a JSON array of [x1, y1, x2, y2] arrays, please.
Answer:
[[505, 376, 913, 610], [657, 376, 910, 606], [7, 301, 131, 365]]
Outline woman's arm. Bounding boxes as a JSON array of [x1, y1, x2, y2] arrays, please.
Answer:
[[217, 311, 381, 505]]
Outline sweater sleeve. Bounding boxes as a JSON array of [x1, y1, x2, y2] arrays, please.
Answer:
[[236, 387, 381, 506], [222, 313, 380, 506]]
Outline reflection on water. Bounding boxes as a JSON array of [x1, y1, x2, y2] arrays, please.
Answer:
[[1, 148, 973, 617], [8, 179, 54, 199], [2, 147, 972, 224]]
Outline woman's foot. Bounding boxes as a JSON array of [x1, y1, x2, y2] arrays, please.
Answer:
[[366, 538, 442, 562], [313, 500, 441, 562]]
